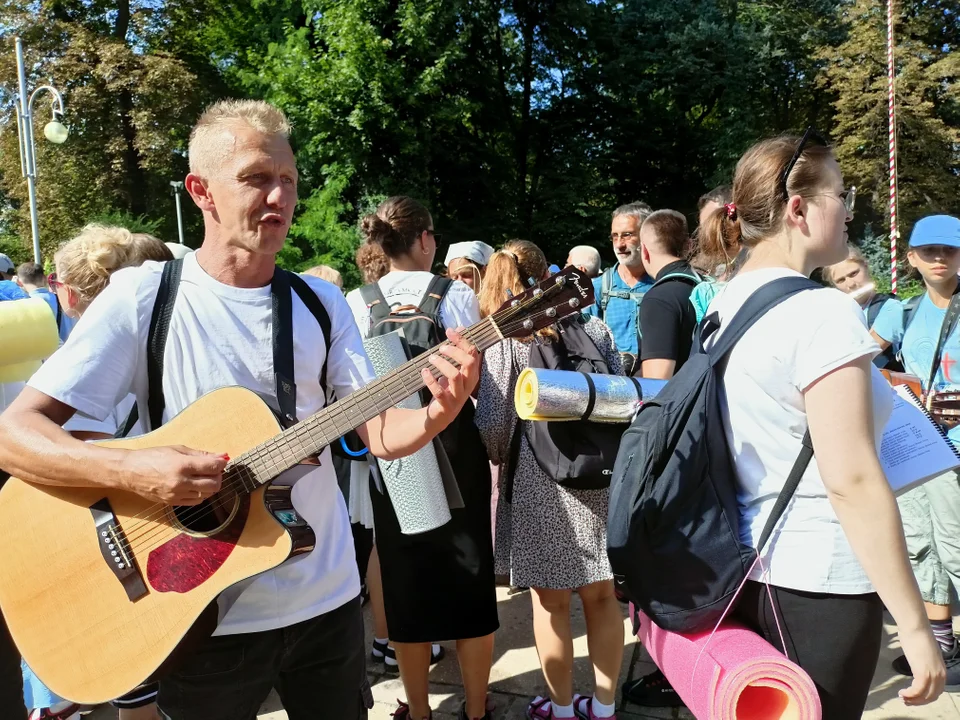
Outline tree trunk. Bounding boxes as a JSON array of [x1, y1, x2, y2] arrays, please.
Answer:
[[114, 0, 148, 216], [515, 1, 537, 236]]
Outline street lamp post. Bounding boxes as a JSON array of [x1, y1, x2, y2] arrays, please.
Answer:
[[170, 181, 185, 244], [14, 36, 69, 264]]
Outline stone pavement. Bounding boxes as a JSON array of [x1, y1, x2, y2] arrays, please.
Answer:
[[89, 587, 960, 719]]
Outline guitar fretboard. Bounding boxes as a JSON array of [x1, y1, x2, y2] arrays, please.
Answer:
[[228, 316, 503, 492]]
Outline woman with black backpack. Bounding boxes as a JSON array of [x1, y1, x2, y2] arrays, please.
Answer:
[[475, 241, 625, 720], [693, 132, 944, 715], [345, 196, 498, 720]]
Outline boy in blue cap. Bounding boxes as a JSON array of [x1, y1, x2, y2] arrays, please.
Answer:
[[873, 214, 960, 686]]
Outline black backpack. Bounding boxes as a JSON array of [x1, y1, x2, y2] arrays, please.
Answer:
[[358, 275, 453, 357], [358, 275, 459, 452], [607, 277, 819, 633], [505, 316, 634, 499]]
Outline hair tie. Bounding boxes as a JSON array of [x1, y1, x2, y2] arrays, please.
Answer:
[[724, 203, 738, 220]]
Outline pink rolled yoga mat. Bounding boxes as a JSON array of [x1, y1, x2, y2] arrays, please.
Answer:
[[637, 609, 821, 720]]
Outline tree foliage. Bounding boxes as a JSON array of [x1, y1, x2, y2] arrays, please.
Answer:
[[0, 0, 956, 278]]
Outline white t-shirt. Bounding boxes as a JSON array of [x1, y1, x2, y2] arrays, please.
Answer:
[[705, 268, 893, 595], [345, 271, 480, 337], [29, 252, 375, 634], [63, 395, 139, 437]]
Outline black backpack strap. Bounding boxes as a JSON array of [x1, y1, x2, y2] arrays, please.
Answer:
[[358, 282, 391, 326], [418, 276, 453, 326], [145, 258, 184, 431], [703, 276, 821, 554], [271, 269, 298, 426], [115, 404, 140, 439], [289, 272, 333, 400], [706, 277, 821, 370], [865, 295, 885, 329], [756, 430, 813, 552], [923, 288, 960, 393], [55, 297, 62, 331]]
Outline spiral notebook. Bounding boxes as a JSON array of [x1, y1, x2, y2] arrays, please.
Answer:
[[880, 385, 960, 495]]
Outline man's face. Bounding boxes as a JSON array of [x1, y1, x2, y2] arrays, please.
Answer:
[[610, 214, 643, 269], [199, 126, 298, 256], [699, 201, 721, 229]]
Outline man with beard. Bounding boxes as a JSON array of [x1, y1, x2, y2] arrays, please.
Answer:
[[583, 202, 654, 375]]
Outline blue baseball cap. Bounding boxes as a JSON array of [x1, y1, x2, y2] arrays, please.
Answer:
[[909, 215, 960, 248]]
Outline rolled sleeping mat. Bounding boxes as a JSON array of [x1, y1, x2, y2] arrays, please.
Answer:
[[636, 608, 822, 720], [362, 330, 452, 535], [0, 360, 42, 384], [0, 298, 60, 381], [514, 368, 667, 423]]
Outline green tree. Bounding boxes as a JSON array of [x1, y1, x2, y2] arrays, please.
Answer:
[[819, 0, 960, 240]]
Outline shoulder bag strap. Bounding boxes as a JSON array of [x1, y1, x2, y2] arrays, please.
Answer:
[[270, 269, 298, 426], [923, 289, 960, 394], [288, 272, 333, 404], [144, 258, 184, 432]]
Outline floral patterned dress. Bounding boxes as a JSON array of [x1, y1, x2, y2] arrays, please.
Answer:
[[475, 317, 623, 589]]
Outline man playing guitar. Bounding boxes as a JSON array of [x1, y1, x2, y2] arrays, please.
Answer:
[[0, 100, 480, 720]]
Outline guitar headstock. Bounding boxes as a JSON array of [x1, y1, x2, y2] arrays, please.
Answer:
[[490, 265, 595, 340]]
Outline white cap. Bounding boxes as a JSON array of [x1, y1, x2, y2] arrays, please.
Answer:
[[444, 241, 494, 268]]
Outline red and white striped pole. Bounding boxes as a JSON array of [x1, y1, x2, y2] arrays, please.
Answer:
[[887, 0, 899, 293]]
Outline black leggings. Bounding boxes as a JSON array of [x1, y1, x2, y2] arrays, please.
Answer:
[[733, 582, 883, 720]]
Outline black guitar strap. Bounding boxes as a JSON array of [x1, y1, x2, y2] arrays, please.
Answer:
[[117, 262, 332, 436]]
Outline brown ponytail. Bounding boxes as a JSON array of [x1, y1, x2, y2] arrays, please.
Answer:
[[698, 134, 835, 275], [359, 196, 432, 260], [478, 240, 548, 320]]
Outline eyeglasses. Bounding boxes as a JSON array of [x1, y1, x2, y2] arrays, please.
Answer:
[[840, 186, 857, 214], [610, 231, 638, 242], [780, 127, 827, 200], [426, 229, 443, 244]]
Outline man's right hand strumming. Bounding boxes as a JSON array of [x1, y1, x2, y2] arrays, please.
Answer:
[[118, 446, 226, 506]]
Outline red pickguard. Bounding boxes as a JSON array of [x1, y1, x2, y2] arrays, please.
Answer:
[[147, 497, 249, 593]]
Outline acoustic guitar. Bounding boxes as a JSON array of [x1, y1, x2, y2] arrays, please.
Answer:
[[0, 266, 595, 704]]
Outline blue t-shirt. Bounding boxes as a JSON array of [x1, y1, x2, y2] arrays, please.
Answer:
[[873, 294, 960, 446], [583, 265, 654, 355], [0, 280, 27, 302]]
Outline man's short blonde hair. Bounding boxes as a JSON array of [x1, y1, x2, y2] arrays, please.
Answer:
[[188, 99, 292, 176]]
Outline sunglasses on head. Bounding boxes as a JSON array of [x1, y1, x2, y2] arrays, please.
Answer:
[[780, 127, 828, 200]]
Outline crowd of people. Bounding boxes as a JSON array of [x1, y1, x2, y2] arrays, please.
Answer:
[[0, 98, 957, 720]]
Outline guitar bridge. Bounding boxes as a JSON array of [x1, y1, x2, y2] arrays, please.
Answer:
[[90, 499, 148, 601]]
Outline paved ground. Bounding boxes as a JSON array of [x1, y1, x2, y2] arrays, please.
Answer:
[[89, 586, 960, 719]]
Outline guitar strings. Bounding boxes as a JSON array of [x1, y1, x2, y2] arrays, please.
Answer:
[[110, 295, 580, 560]]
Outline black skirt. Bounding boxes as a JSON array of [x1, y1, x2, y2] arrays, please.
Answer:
[[370, 403, 498, 643]]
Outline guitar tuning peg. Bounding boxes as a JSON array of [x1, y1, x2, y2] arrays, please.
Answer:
[[527, 277, 537, 287], [505, 289, 514, 299]]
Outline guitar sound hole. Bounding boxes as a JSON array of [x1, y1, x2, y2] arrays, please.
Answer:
[[172, 492, 239, 535]]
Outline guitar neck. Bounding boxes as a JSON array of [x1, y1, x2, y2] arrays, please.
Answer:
[[230, 316, 504, 490]]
